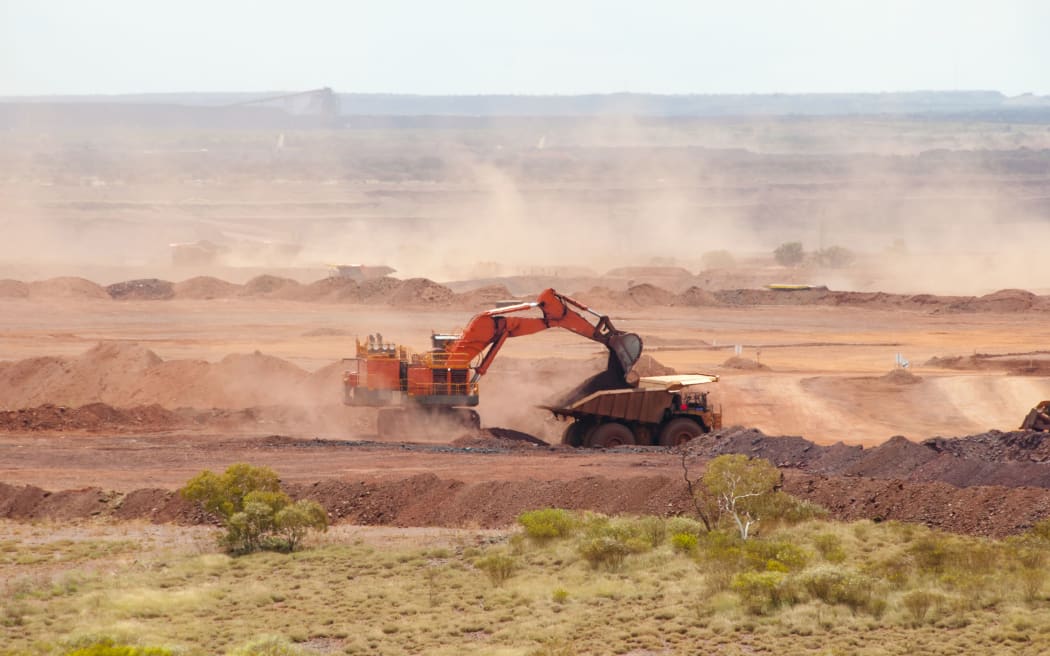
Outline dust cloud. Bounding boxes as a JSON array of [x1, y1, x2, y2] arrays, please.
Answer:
[[0, 106, 1048, 294]]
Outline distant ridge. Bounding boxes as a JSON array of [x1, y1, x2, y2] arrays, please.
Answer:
[[3, 90, 1050, 118]]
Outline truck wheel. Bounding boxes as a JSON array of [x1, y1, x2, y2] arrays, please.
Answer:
[[587, 422, 636, 448], [658, 417, 704, 447], [561, 421, 587, 447]]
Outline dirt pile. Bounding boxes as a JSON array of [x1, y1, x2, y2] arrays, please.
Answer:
[[0, 280, 29, 298], [173, 276, 242, 299], [879, 369, 921, 384], [5, 471, 1050, 536], [5, 273, 1050, 314], [551, 351, 678, 407], [632, 354, 677, 377], [675, 286, 719, 306], [925, 351, 1050, 375], [0, 342, 346, 410], [26, 277, 109, 299], [687, 426, 1050, 489], [722, 356, 770, 371], [0, 403, 181, 432], [241, 275, 301, 297], [106, 278, 175, 300], [387, 278, 457, 306]]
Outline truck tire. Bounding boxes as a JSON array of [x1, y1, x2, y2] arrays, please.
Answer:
[[587, 422, 636, 448], [561, 421, 588, 447], [658, 417, 704, 447]]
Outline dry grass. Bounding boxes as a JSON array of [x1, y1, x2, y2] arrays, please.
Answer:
[[2, 517, 1050, 655]]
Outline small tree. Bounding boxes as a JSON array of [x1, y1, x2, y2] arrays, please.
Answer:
[[703, 455, 781, 540], [182, 463, 327, 553], [813, 245, 855, 268], [774, 242, 804, 267]]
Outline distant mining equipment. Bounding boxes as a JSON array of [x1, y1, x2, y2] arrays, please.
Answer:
[[227, 87, 342, 127], [328, 264, 396, 281]]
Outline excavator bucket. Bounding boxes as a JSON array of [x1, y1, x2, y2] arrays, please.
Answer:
[[608, 332, 643, 375], [1021, 401, 1050, 431]]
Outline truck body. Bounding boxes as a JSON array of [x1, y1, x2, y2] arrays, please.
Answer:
[[546, 374, 722, 447]]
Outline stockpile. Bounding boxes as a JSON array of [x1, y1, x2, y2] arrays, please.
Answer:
[[687, 425, 1050, 489], [0, 341, 341, 410], [2, 274, 1049, 313]]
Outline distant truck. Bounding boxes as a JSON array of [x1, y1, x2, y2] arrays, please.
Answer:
[[545, 374, 722, 448]]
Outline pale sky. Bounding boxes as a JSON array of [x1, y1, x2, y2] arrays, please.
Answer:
[[1, 0, 1047, 96]]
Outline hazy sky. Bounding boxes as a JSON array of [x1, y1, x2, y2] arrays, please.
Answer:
[[2, 0, 1047, 96]]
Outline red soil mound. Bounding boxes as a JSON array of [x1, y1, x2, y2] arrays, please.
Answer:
[[26, 277, 109, 299], [0, 342, 343, 410], [722, 356, 770, 370], [173, 276, 242, 299], [240, 275, 300, 296], [5, 470, 1050, 536], [0, 279, 29, 298], [0, 403, 180, 432]]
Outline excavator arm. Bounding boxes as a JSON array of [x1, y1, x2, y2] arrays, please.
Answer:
[[446, 288, 643, 380]]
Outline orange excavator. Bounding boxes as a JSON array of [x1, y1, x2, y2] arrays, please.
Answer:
[[342, 288, 643, 437]]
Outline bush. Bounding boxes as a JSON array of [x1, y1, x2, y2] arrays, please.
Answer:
[[671, 532, 699, 553], [812, 532, 846, 563], [63, 639, 172, 656], [798, 566, 877, 615], [774, 242, 804, 267], [666, 516, 705, 538], [902, 590, 943, 625], [181, 464, 327, 554], [812, 245, 855, 268], [475, 551, 517, 586], [518, 508, 578, 542], [741, 539, 809, 572], [731, 571, 792, 614], [578, 537, 630, 571]]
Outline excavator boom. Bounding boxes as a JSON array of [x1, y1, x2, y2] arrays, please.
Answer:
[[448, 288, 642, 378]]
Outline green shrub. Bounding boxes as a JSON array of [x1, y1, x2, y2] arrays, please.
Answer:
[[666, 516, 705, 537], [812, 532, 846, 563], [63, 639, 172, 656], [797, 565, 876, 615], [181, 464, 327, 554], [630, 515, 667, 547], [182, 463, 281, 518], [731, 571, 792, 614], [578, 537, 630, 571], [671, 532, 699, 553], [475, 551, 517, 586], [551, 588, 569, 604], [518, 509, 578, 542], [774, 242, 804, 267], [274, 500, 329, 551], [741, 539, 809, 572]]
